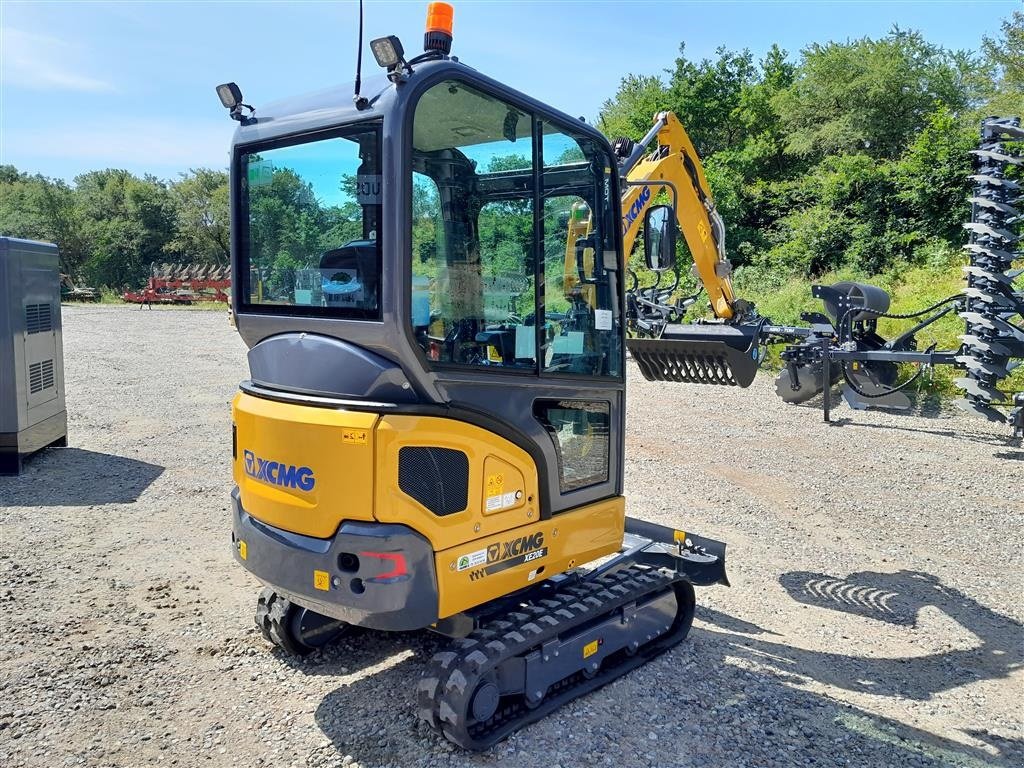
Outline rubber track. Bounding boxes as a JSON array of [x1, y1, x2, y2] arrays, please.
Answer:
[[255, 587, 310, 657], [416, 564, 694, 750]]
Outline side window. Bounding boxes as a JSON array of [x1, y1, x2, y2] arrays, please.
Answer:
[[411, 80, 536, 368], [241, 124, 381, 318], [541, 127, 621, 377], [534, 400, 610, 492]]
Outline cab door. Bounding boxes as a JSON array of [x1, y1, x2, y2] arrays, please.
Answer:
[[407, 76, 625, 517]]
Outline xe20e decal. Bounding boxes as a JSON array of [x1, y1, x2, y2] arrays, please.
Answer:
[[457, 532, 547, 579]]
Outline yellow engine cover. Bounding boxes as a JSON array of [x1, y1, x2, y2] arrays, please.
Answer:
[[232, 392, 626, 618], [373, 414, 541, 549], [232, 392, 378, 538], [434, 496, 625, 618]]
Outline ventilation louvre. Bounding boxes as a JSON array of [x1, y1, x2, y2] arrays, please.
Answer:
[[398, 446, 469, 516], [28, 359, 55, 394], [25, 303, 53, 334]]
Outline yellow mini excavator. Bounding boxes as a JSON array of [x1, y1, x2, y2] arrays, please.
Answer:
[[219, 2, 733, 749]]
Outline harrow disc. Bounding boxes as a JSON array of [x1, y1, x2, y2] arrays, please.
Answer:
[[957, 117, 1024, 425]]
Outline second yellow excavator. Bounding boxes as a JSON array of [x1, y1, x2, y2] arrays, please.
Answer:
[[562, 109, 774, 388]]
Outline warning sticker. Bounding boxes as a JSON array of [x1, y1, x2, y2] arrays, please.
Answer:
[[313, 570, 331, 591], [486, 473, 504, 496], [583, 639, 600, 658], [342, 429, 368, 445], [456, 548, 487, 571], [486, 488, 521, 512]]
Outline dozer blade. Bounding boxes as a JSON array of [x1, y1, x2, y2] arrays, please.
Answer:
[[627, 323, 761, 387]]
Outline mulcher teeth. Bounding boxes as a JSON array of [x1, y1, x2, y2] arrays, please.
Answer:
[[957, 117, 1024, 425]]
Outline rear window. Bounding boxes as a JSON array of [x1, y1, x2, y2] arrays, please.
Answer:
[[238, 122, 382, 319]]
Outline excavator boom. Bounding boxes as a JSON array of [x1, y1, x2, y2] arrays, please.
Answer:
[[619, 112, 738, 320]]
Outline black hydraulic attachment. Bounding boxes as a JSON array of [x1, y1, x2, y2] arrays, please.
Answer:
[[956, 117, 1024, 426], [627, 322, 763, 387]]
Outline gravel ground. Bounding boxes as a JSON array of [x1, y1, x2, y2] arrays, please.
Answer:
[[1, 304, 1021, 768]]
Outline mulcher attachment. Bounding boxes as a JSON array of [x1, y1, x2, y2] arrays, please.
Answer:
[[957, 118, 1024, 426], [627, 322, 762, 386]]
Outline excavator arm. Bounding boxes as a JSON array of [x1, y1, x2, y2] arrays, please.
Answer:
[[618, 112, 739, 320]]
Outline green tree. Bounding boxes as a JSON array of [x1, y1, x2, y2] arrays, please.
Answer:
[[597, 74, 667, 141], [895, 105, 975, 243], [665, 45, 757, 157], [73, 170, 177, 287], [0, 167, 88, 274], [168, 169, 230, 265], [982, 10, 1024, 115], [775, 29, 985, 159]]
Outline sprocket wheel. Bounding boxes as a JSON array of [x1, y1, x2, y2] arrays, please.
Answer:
[[254, 587, 348, 656]]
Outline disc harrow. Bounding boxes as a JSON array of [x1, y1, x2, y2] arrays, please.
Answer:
[[956, 118, 1024, 428]]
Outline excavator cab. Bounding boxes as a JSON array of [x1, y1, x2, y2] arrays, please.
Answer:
[[223, 3, 727, 749], [231, 62, 632, 524]]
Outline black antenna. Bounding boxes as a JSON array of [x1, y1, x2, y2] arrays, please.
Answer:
[[353, 0, 369, 109]]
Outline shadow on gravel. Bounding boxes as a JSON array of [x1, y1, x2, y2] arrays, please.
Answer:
[[695, 595, 1024, 767], [993, 449, 1024, 461], [838, 418, 1020, 448], [774, 569, 1024, 699], [279, 627, 440, 678], [299, 572, 1023, 768], [0, 447, 163, 506]]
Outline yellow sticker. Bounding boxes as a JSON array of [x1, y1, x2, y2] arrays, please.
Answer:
[[583, 639, 599, 659], [342, 429, 368, 445], [487, 345, 502, 363], [673, 530, 687, 543], [313, 570, 331, 591], [697, 221, 709, 243], [238, 541, 247, 560], [486, 473, 504, 497]]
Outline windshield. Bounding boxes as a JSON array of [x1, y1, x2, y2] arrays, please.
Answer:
[[238, 122, 382, 319]]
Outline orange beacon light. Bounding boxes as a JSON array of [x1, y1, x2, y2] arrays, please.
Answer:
[[424, 2, 454, 54]]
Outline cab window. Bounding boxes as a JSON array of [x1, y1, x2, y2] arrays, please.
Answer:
[[541, 126, 621, 377], [239, 123, 382, 319], [410, 79, 620, 376]]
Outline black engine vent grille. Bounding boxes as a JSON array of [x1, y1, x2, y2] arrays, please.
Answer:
[[398, 446, 469, 517], [26, 303, 53, 334]]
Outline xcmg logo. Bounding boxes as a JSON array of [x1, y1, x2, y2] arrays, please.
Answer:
[[243, 449, 315, 492], [621, 185, 651, 235]]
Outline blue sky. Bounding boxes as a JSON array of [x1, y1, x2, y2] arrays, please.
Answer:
[[1, 1, 1016, 181]]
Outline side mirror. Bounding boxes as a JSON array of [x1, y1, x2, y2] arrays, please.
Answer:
[[643, 205, 676, 272]]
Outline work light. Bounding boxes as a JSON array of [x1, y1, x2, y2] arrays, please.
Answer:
[[370, 36, 405, 69], [216, 82, 243, 110]]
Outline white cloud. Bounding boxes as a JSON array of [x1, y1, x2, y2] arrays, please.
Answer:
[[1, 27, 113, 92], [3, 117, 235, 174]]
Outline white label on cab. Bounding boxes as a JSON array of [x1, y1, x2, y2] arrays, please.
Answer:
[[595, 309, 613, 330], [355, 174, 382, 205]]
